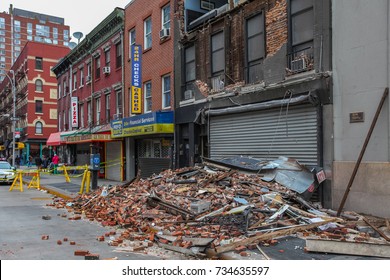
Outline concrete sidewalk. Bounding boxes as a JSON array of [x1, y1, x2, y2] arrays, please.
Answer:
[[16, 165, 124, 199]]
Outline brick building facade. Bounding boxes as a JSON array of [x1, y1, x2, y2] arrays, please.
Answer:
[[0, 41, 70, 162], [52, 8, 125, 181], [0, 4, 70, 83]]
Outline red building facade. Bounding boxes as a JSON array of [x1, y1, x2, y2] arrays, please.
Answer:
[[52, 8, 124, 181], [116, 0, 175, 179], [0, 5, 70, 83], [0, 41, 70, 161]]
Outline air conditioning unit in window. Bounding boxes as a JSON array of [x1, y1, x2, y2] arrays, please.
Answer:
[[184, 89, 194, 100], [159, 28, 170, 39], [103, 66, 111, 74], [86, 75, 91, 83], [290, 57, 307, 72], [113, 113, 122, 120]]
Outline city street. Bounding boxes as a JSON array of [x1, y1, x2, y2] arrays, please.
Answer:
[[0, 183, 160, 260]]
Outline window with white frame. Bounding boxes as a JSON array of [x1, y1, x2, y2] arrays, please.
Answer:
[[80, 67, 84, 86], [58, 83, 61, 99], [35, 79, 43, 92], [129, 28, 136, 46], [116, 89, 122, 115], [80, 104, 84, 128], [87, 101, 92, 125], [106, 94, 111, 122], [211, 31, 225, 76], [95, 56, 101, 79], [162, 4, 171, 30], [144, 81, 152, 112], [14, 20, 21, 33], [63, 111, 66, 130], [96, 97, 101, 125], [144, 17, 152, 49], [73, 72, 77, 90], [63, 79, 67, 96], [35, 121, 43, 134], [116, 41, 122, 68], [162, 75, 171, 109], [0, 18, 5, 29], [105, 49, 110, 66], [87, 62, 91, 82], [35, 100, 43, 113], [185, 45, 195, 83]]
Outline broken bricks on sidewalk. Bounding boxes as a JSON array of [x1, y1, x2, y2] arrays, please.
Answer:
[[47, 156, 390, 259]]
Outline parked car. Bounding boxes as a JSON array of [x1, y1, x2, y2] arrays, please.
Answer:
[[0, 161, 16, 184]]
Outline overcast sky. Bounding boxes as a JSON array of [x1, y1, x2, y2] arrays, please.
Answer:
[[0, 0, 131, 42]]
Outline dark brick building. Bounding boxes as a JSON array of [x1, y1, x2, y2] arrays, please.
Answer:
[[174, 0, 332, 204]]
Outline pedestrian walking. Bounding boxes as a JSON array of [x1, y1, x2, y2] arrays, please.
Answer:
[[52, 154, 59, 174], [35, 156, 42, 170]]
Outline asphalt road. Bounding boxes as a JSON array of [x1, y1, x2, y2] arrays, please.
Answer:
[[0, 184, 160, 260]]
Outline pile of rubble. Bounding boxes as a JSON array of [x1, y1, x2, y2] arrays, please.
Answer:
[[48, 160, 390, 259]]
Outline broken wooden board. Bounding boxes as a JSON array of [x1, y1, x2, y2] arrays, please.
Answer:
[[215, 218, 338, 254], [305, 238, 390, 258]]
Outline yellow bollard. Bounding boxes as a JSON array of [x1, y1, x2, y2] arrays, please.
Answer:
[[85, 171, 91, 193], [9, 172, 23, 192], [63, 165, 70, 183], [79, 169, 87, 194]]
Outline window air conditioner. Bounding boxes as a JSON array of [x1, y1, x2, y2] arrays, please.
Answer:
[[290, 57, 307, 72], [86, 75, 91, 82], [159, 28, 170, 39], [113, 113, 122, 120], [184, 89, 194, 100], [103, 66, 111, 74]]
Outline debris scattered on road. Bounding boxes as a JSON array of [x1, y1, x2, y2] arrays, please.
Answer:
[[47, 159, 390, 259]]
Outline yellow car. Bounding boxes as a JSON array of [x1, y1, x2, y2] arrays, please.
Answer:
[[0, 161, 16, 184]]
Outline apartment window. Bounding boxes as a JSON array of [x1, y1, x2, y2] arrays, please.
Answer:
[[129, 29, 136, 46], [144, 81, 152, 112], [95, 56, 101, 79], [35, 100, 43, 113], [185, 45, 195, 83], [35, 57, 43, 70], [63, 111, 66, 130], [289, 0, 314, 70], [87, 101, 92, 125], [95, 97, 101, 125], [162, 75, 171, 109], [53, 27, 58, 39], [80, 104, 84, 128], [35, 121, 43, 134], [105, 49, 110, 66], [14, 39, 21, 45], [246, 12, 265, 84], [106, 94, 111, 122], [14, 33, 21, 39], [64, 30, 69, 41], [87, 62, 92, 82], [63, 79, 67, 96], [80, 67, 84, 86], [14, 20, 21, 33], [162, 4, 171, 30], [0, 43, 4, 49], [73, 72, 77, 90], [211, 31, 225, 76], [144, 17, 152, 49], [0, 18, 5, 29], [116, 89, 122, 115], [58, 83, 61, 99], [36, 24, 50, 37], [0, 56, 4, 62], [116, 41, 122, 68], [35, 79, 43, 92]]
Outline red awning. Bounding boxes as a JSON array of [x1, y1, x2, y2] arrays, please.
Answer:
[[46, 132, 62, 146]]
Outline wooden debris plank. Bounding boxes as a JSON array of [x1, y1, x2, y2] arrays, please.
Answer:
[[215, 218, 338, 254], [305, 238, 390, 258], [363, 217, 390, 242]]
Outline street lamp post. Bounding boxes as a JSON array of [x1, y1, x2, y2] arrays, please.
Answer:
[[4, 70, 16, 167]]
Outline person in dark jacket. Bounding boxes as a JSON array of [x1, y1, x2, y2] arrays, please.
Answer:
[[35, 156, 43, 169]]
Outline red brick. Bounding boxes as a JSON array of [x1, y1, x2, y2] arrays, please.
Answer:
[[57, 240, 62, 245], [74, 250, 90, 256], [69, 241, 76, 245], [41, 235, 49, 240]]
